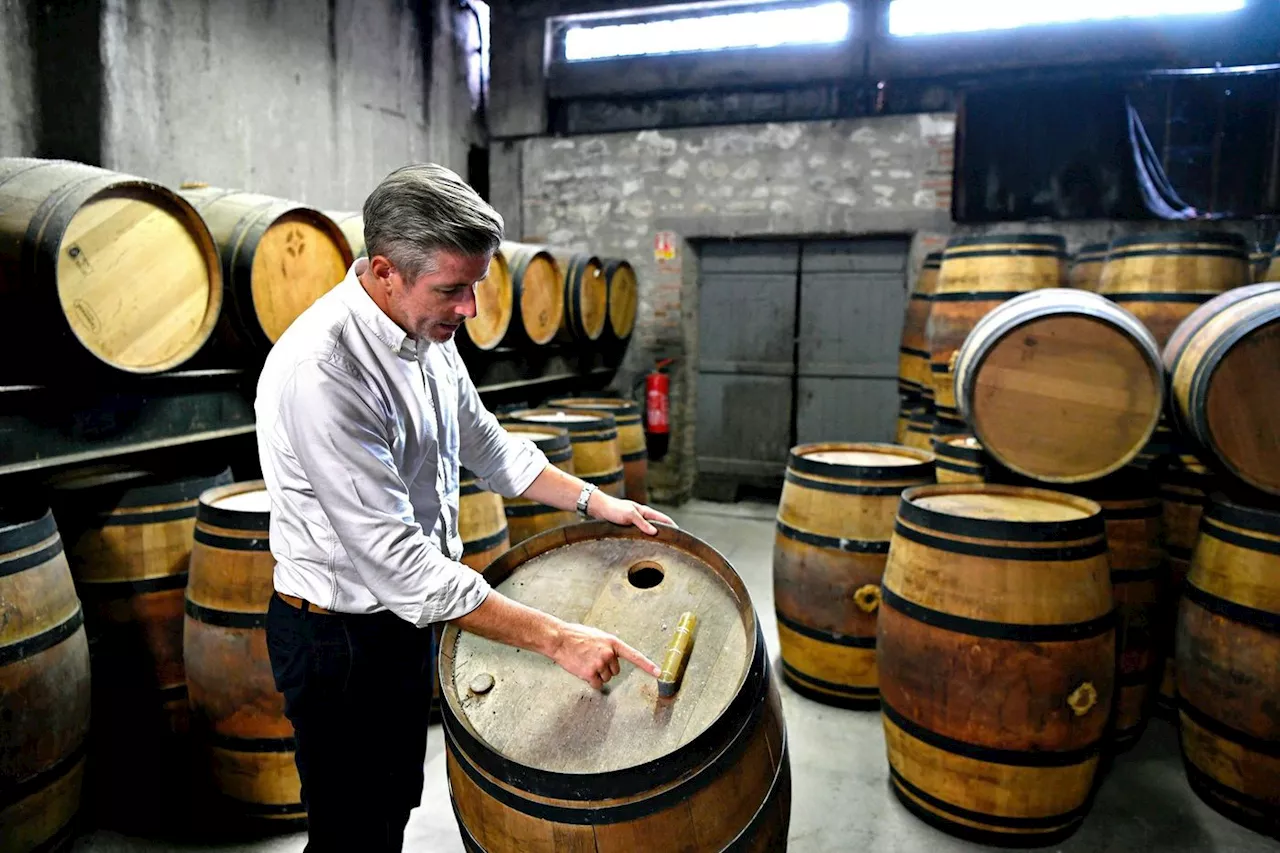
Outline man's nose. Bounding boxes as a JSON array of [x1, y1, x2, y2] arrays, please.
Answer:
[[458, 284, 479, 319]]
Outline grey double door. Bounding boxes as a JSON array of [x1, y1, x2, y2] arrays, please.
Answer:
[[695, 238, 909, 488]]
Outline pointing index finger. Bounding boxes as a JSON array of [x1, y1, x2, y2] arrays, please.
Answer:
[[613, 637, 662, 678]]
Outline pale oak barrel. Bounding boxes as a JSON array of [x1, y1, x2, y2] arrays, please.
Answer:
[[500, 243, 564, 347], [879, 484, 1114, 846], [549, 250, 608, 343], [546, 397, 648, 503], [184, 482, 304, 828], [0, 158, 222, 376], [499, 424, 576, 545], [459, 470, 511, 572], [501, 408, 626, 499], [603, 259, 639, 343], [441, 522, 791, 852], [773, 443, 935, 708]]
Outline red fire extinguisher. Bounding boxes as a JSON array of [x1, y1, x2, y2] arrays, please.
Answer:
[[644, 358, 674, 462]]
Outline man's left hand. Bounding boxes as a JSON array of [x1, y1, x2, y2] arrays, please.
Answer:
[[590, 493, 676, 535]]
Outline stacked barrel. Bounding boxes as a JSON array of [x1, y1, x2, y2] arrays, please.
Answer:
[[896, 251, 939, 449]]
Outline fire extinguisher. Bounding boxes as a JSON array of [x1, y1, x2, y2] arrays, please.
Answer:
[[643, 358, 674, 462]]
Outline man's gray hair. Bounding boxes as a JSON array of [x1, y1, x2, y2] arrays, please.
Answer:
[[362, 163, 504, 281]]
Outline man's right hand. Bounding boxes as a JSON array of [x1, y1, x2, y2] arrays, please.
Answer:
[[451, 590, 661, 690]]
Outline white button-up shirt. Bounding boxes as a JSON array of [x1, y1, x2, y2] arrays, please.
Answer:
[[255, 260, 547, 625]]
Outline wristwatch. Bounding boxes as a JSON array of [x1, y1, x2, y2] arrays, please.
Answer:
[[576, 482, 598, 518]]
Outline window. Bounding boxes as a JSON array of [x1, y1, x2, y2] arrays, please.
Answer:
[[888, 0, 1245, 37], [559, 2, 853, 63]]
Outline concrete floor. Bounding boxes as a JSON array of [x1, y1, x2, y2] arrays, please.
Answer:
[[73, 499, 1279, 853]]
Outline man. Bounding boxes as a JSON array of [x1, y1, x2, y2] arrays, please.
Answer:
[[256, 163, 674, 852]]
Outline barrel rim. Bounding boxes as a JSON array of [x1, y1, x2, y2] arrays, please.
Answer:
[[1107, 230, 1249, 251], [545, 397, 640, 418], [501, 407, 617, 432], [944, 233, 1067, 251], [1204, 492, 1280, 536], [438, 520, 760, 787], [463, 249, 514, 351], [0, 508, 57, 554], [899, 483, 1104, 542], [1162, 282, 1280, 373], [196, 480, 270, 531], [787, 442, 935, 480], [931, 434, 984, 464], [500, 422, 574, 452], [955, 288, 1163, 483]]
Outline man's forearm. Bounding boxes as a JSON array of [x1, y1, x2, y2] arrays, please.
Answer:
[[519, 463, 594, 513], [451, 590, 564, 657]]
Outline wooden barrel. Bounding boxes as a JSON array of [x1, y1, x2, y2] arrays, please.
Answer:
[[0, 509, 91, 853], [325, 210, 365, 258], [878, 484, 1114, 845], [546, 397, 648, 503], [441, 522, 791, 851], [184, 482, 304, 828], [462, 251, 515, 351], [1068, 242, 1108, 292], [1050, 469, 1164, 751], [903, 399, 934, 452], [898, 251, 941, 404], [501, 408, 626, 498], [549, 250, 608, 342], [0, 158, 223, 376], [501, 424, 576, 545], [1250, 246, 1271, 284], [1164, 282, 1280, 496], [603, 259, 639, 342], [178, 185, 352, 353], [931, 434, 989, 484], [928, 234, 1066, 435], [1099, 230, 1249, 347], [501, 242, 564, 346], [954, 288, 1163, 483], [1176, 494, 1280, 836], [1155, 453, 1215, 716], [773, 443, 935, 708], [459, 470, 511, 571]]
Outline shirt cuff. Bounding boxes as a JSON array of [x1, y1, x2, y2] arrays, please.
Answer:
[[478, 438, 547, 498]]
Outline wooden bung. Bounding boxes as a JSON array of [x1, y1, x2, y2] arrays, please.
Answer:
[[1177, 494, 1280, 836], [955, 288, 1163, 483], [928, 233, 1066, 436], [0, 509, 91, 853], [0, 158, 223, 377], [773, 442, 936, 708], [439, 522, 790, 851], [879, 483, 1114, 845], [184, 482, 305, 828]]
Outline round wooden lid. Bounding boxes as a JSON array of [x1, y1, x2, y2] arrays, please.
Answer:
[[514, 251, 563, 345], [443, 524, 755, 774], [520, 411, 598, 423], [913, 491, 1091, 523], [607, 261, 638, 338], [805, 449, 923, 467], [57, 187, 219, 371], [250, 211, 350, 342], [1206, 317, 1280, 493], [502, 426, 565, 443], [578, 258, 608, 340], [464, 252, 513, 349], [209, 487, 270, 513]]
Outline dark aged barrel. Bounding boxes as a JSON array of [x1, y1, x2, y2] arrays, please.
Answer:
[[500, 243, 564, 347], [0, 158, 223, 377], [184, 482, 304, 827], [441, 522, 791, 851], [1176, 494, 1280, 836], [1155, 454, 1216, 716], [1099, 230, 1249, 347], [0, 509, 91, 853], [48, 465, 232, 827], [546, 397, 648, 503], [178, 185, 353, 353], [459, 469, 511, 571], [954, 288, 1163, 483], [928, 234, 1066, 436], [500, 424, 576, 545], [603, 259, 639, 343], [898, 251, 941, 407], [1069, 242, 1108, 292], [773, 443, 935, 708], [878, 484, 1114, 845], [932, 434, 990, 484], [1164, 282, 1280, 496], [549, 250, 608, 342], [502, 408, 626, 499], [1049, 469, 1165, 751], [462, 251, 515, 351]]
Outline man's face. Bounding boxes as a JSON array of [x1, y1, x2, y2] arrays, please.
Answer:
[[387, 250, 491, 343]]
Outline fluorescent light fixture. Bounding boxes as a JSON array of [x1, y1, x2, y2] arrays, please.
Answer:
[[563, 2, 852, 62], [888, 0, 1246, 37]]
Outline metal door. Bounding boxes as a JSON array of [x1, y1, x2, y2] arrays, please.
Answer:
[[796, 239, 909, 444], [695, 241, 798, 485]]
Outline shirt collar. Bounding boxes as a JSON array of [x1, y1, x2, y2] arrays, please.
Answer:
[[338, 259, 424, 361]]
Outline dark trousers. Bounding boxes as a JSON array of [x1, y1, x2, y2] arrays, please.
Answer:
[[266, 593, 434, 853]]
